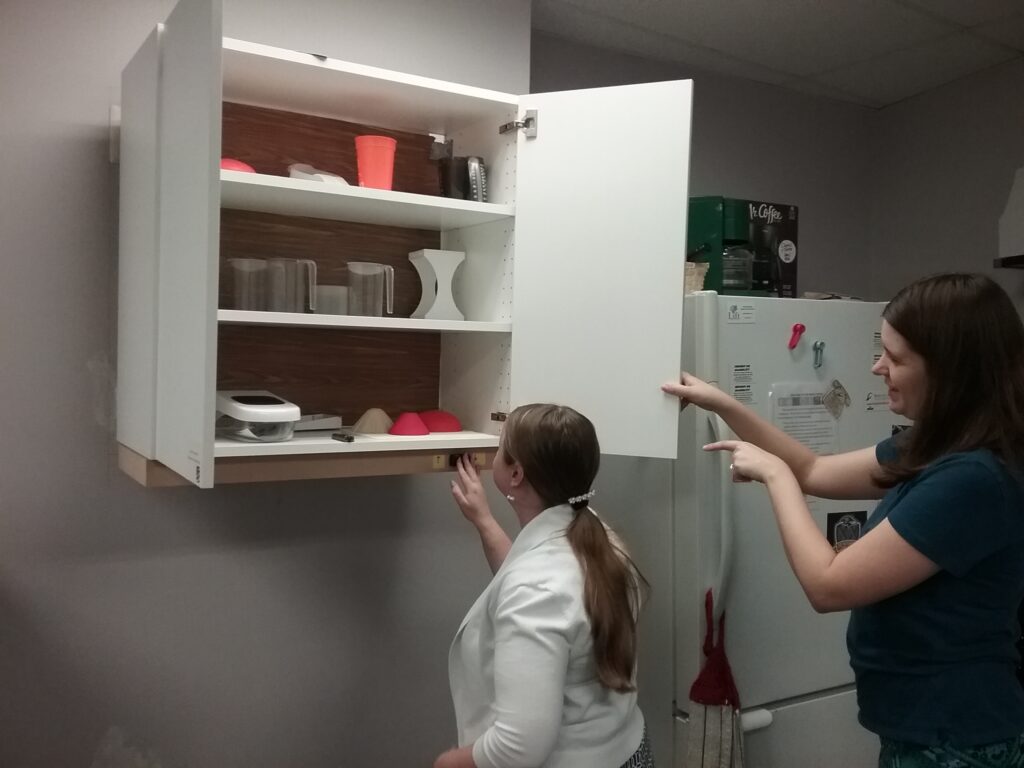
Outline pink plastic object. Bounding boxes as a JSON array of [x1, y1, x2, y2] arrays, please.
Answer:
[[389, 412, 429, 436], [788, 323, 806, 350], [220, 158, 256, 173], [419, 409, 462, 433], [354, 135, 397, 190]]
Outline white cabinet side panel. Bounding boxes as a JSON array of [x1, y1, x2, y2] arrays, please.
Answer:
[[155, 0, 222, 487], [513, 81, 692, 458], [442, 220, 514, 323], [440, 334, 509, 436], [448, 111, 517, 207], [117, 28, 161, 457]]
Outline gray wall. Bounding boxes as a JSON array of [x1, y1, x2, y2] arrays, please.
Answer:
[[865, 58, 1024, 304], [533, 32, 1024, 306], [530, 29, 1024, 768], [5, 1, 1023, 765], [532, 31, 877, 300], [0, 0, 529, 766]]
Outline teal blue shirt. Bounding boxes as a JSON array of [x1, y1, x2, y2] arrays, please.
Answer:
[[847, 438, 1024, 746]]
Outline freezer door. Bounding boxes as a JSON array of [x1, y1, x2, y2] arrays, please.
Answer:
[[743, 688, 878, 768], [677, 296, 900, 709]]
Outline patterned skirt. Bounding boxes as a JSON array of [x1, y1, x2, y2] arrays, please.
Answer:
[[621, 727, 656, 768], [879, 735, 1024, 768]]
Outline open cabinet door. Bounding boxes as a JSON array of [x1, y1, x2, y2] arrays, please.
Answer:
[[155, 0, 222, 487], [512, 80, 692, 458]]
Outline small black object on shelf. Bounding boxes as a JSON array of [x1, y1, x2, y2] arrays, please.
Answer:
[[994, 254, 1024, 269]]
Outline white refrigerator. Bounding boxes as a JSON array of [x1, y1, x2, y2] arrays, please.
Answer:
[[673, 292, 908, 767]]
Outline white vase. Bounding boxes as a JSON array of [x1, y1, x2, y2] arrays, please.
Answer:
[[409, 249, 466, 321]]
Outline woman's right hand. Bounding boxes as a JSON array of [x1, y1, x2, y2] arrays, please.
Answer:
[[661, 371, 729, 412], [450, 453, 493, 527]]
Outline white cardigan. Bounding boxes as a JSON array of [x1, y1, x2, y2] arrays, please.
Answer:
[[448, 504, 645, 768]]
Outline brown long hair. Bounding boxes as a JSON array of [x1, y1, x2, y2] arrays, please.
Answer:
[[879, 273, 1024, 484], [501, 404, 649, 692]]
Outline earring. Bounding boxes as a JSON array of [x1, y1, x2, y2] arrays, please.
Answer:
[[506, 494, 515, 502]]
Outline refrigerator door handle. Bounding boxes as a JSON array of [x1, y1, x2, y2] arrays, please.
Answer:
[[707, 413, 735, 621], [740, 708, 773, 733]]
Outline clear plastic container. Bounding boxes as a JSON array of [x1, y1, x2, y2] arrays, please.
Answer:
[[721, 246, 754, 290]]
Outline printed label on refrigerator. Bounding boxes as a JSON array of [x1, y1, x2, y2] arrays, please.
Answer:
[[864, 390, 891, 412], [725, 302, 756, 324], [731, 363, 756, 404], [872, 331, 883, 365], [771, 381, 839, 454]]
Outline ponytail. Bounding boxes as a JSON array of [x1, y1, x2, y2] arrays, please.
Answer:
[[500, 403, 650, 692], [566, 505, 649, 692]]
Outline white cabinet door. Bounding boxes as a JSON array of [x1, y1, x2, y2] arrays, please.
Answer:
[[512, 80, 691, 458], [154, 0, 222, 487]]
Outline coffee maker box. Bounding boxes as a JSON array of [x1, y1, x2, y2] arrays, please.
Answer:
[[687, 196, 799, 297]]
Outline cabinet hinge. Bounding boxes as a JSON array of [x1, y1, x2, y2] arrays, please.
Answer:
[[490, 411, 508, 422], [499, 109, 537, 139]]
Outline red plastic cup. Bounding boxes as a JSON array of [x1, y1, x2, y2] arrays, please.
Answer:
[[355, 135, 397, 190]]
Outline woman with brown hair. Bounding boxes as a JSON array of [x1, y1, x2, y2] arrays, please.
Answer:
[[433, 403, 654, 768], [663, 273, 1024, 768]]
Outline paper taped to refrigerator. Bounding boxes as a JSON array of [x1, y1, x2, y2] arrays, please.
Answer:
[[771, 381, 839, 455], [730, 363, 756, 405]]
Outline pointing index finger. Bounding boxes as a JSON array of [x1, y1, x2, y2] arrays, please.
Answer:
[[703, 440, 739, 452]]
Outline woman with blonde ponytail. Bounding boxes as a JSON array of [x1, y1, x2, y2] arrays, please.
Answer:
[[433, 404, 654, 768]]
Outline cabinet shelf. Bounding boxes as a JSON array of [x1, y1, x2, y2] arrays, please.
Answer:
[[215, 430, 498, 457], [221, 38, 518, 136], [118, 443, 497, 487], [217, 310, 511, 333], [221, 171, 515, 230]]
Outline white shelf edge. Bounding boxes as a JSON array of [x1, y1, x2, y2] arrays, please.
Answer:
[[217, 310, 512, 333], [222, 38, 519, 108], [220, 170, 515, 230], [215, 430, 499, 457]]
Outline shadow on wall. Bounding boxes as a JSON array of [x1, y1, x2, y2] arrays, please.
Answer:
[[2, 471, 496, 767]]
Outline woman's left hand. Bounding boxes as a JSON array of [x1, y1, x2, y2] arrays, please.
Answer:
[[704, 439, 788, 485], [450, 454, 493, 528]]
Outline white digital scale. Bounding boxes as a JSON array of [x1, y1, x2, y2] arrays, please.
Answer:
[[215, 390, 301, 442]]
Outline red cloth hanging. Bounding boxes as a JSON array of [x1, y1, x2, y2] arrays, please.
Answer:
[[689, 589, 741, 708]]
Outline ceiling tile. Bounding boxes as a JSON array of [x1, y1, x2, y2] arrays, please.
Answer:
[[972, 14, 1024, 51], [893, 0, 1024, 27], [538, 0, 957, 77], [532, 0, 794, 84], [782, 77, 887, 109], [815, 32, 1018, 106]]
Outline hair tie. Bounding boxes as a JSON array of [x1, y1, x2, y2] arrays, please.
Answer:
[[568, 490, 596, 505]]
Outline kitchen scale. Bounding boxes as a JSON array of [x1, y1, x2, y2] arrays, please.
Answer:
[[215, 390, 301, 442]]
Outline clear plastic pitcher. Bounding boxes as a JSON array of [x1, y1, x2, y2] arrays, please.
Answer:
[[348, 261, 395, 316], [226, 258, 267, 310], [267, 258, 318, 313]]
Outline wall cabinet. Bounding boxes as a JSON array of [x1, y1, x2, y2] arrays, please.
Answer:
[[117, 0, 693, 488]]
